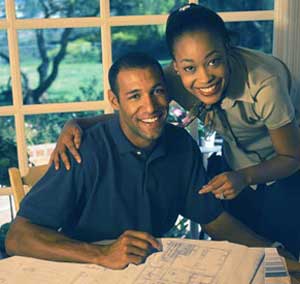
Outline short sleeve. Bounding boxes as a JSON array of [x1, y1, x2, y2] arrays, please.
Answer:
[[18, 156, 85, 230], [180, 138, 223, 224], [254, 76, 295, 129]]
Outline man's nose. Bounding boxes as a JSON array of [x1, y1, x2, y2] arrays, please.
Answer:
[[143, 94, 157, 113]]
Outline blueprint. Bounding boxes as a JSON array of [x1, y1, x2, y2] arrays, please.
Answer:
[[0, 238, 270, 284]]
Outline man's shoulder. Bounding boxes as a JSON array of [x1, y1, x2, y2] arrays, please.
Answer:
[[164, 123, 199, 151], [79, 116, 115, 161], [84, 116, 114, 142]]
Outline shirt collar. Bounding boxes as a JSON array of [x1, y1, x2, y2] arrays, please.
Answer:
[[220, 49, 255, 109], [108, 114, 167, 159]]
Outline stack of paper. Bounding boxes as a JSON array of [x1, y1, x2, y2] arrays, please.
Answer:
[[0, 238, 289, 284]]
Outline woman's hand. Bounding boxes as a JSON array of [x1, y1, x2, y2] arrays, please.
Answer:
[[49, 120, 83, 170], [199, 171, 248, 200]]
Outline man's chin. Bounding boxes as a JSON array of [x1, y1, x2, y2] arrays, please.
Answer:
[[142, 129, 163, 142]]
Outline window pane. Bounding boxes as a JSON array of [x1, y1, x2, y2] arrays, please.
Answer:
[[200, 0, 274, 12], [25, 111, 102, 165], [0, 31, 12, 106], [0, 116, 17, 186], [18, 28, 103, 104], [226, 21, 273, 53], [110, 0, 188, 16], [112, 25, 171, 65], [15, 0, 100, 19], [0, 0, 5, 18]]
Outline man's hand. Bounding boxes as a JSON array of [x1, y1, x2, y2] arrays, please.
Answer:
[[199, 171, 248, 200], [97, 230, 162, 269], [49, 120, 83, 170]]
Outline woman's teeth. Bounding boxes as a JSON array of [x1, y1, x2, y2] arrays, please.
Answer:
[[200, 84, 217, 93]]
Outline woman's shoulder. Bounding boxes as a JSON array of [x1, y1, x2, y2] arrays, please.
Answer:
[[230, 47, 291, 96], [232, 47, 289, 79]]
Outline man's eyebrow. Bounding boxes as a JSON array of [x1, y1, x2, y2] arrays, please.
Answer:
[[125, 89, 140, 96], [180, 50, 220, 63]]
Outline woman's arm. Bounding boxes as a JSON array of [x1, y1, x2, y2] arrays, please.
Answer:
[[200, 120, 300, 199], [50, 114, 114, 170], [238, 120, 300, 185]]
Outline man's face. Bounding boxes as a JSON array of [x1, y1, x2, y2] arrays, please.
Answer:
[[109, 67, 169, 148]]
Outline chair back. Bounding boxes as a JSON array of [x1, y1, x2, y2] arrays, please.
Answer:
[[8, 165, 48, 212]]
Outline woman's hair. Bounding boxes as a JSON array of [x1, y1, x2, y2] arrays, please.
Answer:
[[166, 3, 231, 58]]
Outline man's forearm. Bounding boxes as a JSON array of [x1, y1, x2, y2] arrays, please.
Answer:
[[5, 217, 102, 265], [74, 114, 115, 130]]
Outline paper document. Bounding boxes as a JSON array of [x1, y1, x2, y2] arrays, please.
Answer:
[[0, 238, 277, 284]]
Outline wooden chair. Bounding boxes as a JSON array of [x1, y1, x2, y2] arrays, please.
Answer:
[[8, 165, 48, 212]]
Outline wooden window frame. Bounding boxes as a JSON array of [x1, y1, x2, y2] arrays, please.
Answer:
[[0, 0, 275, 174]]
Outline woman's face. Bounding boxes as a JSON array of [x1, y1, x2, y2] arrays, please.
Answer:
[[173, 30, 229, 105]]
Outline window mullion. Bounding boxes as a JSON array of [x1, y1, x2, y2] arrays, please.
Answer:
[[5, 0, 28, 175], [100, 0, 113, 114]]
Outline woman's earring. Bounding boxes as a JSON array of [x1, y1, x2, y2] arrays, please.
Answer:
[[176, 71, 179, 75]]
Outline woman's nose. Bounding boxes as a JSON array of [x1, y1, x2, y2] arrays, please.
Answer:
[[196, 67, 214, 84]]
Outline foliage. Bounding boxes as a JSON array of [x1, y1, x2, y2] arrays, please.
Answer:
[[79, 77, 103, 101], [25, 111, 102, 145], [0, 138, 18, 186]]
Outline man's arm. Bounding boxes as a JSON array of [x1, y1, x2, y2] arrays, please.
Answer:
[[5, 216, 161, 270], [203, 211, 300, 273]]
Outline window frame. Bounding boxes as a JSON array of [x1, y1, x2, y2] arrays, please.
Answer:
[[0, 0, 276, 174]]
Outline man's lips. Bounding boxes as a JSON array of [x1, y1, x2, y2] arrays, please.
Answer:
[[139, 111, 166, 124], [141, 116, 159, 123]]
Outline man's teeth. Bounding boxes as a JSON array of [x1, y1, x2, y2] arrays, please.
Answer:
[[142, 117, 159, 123]]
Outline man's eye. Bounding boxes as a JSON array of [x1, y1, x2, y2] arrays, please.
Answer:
[[183, 66, 195, 73], [128, 94, 140, 100]]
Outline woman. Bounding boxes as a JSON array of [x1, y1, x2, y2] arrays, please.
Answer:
[[51, 4, 300, 257]]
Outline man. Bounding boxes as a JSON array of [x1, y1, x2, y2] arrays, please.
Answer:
[[4, 53, 294, 270]]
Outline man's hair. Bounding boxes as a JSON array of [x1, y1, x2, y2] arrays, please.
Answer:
[[108, 52, 165, 97], [166, 3, 231, 58]]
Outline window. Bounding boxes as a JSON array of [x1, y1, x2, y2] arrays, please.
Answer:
[[0, 0, 275, 184], [0, 31, 10, 106]]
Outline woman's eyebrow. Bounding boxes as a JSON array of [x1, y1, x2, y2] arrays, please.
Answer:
[[179, 50, 220, 63]]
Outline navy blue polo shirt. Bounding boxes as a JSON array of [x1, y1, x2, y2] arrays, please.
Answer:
[[18, 115, 223, 242]]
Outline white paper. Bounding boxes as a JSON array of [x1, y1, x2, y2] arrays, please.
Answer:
[[0, 238, 267, 284]]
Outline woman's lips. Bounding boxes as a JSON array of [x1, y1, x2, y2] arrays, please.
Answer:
[[194, 80, 222, 96]]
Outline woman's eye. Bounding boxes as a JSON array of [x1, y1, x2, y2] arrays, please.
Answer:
[[154, 88, 166, 95], [208, 58, 222, 67], [183, 66, 196, 73]]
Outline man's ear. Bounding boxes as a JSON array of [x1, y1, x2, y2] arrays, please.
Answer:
[[108, 89, 120, 111]]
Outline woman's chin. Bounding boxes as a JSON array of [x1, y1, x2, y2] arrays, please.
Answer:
[[193, 92, 222, 105]]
